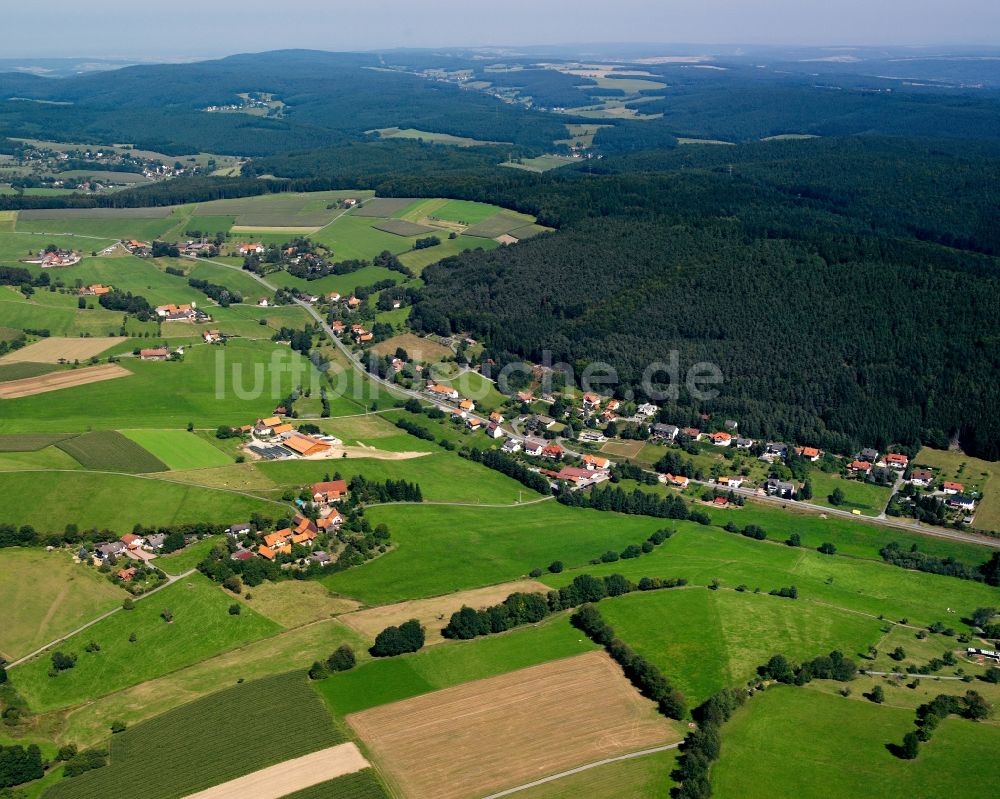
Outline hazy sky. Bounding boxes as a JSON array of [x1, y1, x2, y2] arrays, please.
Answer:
[[5, 0, 998, 58]]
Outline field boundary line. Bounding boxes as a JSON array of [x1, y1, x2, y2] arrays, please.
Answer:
[[478, 743, 681, 799]]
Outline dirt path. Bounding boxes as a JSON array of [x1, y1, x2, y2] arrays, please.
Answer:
[[181, 742, 369, 799], [35, 582, 70, 644]]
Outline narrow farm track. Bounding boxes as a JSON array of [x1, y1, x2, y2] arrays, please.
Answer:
[[478, 743, 682, 799], [6, 569, 195, 669]]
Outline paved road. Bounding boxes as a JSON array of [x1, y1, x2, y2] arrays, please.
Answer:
[[6, 569, 196, 669], [479, 743, 682, 799]]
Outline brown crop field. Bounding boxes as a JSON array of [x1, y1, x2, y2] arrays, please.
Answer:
[[0, 336, 120, 363], [371, 333, 452, 363], [600, 440, 645, 458], [0, 363, 130, 398], [339, 579, 550, 645], [347, 651, 680, 799]]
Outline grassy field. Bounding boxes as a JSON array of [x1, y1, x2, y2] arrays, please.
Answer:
[[257, 450, 533, 505], [0, 433, 75, 451], [597, 586, 882, 706], [371, 332, 452, 362], [0, 339, 339, 432], [0, 285, 156, 338], [55, 430, 168, 473], [56, 619, 367, 746], [0, 471, 285, 530], [0, 549, 126, 662], [808, 469, 892, 516], [396, 233, 498, 273], [916, 446, 999, 531], [153, 534, 225, 575], [12, 574, 281, 712], [515, 749, 676, 799], [120, 429, 234, 470], [500, 154, 578, 173], [194, 190, 370, 227], [712, 685, 1000, 797], [0, 446, 83, 472], [0, 362, 59, 381], [321, 502, 669, 604], [280, 769, 391, 799], [373, 127, 505, 147], [464, 212, 537, 238], [42, 672, 343, 799], [544, 522, 1000, 631]]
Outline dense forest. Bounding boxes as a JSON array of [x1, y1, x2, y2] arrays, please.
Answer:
[[408, 138, 1000, 459]]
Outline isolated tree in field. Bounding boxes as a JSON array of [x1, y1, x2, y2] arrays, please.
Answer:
[[327, 644, 356, 672], [223, 575, 242, 594], [161, 608, 173, 623], [800, 479, 813, 499], [228, 603, 241, 616], [110, 720, 126, 733], [890, 646, 906, 661], [900, 731, 920, 759], [829, 487, 845, 506], [984, 666, 1000, 684], [122, 597, 134, 610], [786, 532, 801, 547], [370, 619, 424, 657], [818, 542, 837, 555], [51, 651, 76, 672], [870, 685, 885, 703]]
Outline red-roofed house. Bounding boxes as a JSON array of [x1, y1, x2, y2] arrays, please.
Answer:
[[943, 481, 964, 495], [312, 480, 348, 504]]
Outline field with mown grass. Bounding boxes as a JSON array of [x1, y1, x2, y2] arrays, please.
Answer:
[[0, 285, 156, 337], [321, 502, 664, 604], [544, 523, 1000, 630], [41, 672, 343, 799], [153, 535, 226, 575], [0, 549, 126, 662], [120, 429, 234, 470], [807, 469, 892, 516], [597, 586, 883, 705], [0, 470, 285, 529], [712, 686, 1000, 798], [12, 574, 281, 712], [514, 748, 676, 799]]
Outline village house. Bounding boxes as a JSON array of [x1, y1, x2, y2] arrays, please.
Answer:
[[312, 479, 349, 505], [947, 494, 976, 511], [466, 417, 483, 432], [849, 460, 874, 476], [761, 442, 788, 462], [551, 465, 606, 487], [542, 444, 564, 459], [502, 438, 522, 454], [120, 533, 144, 550], [710, 431, 733, 447], [231, 549, 255, 562], [652, 423, 679, 441], [238, 242, 264, 255], [202, 329, 223, 344], [331, 320, 345, 335], [227, 523, 252, 537], [795, 446, 821, 462], [489, 411, 504, 425], [582, 454, 610, 471], [766, 479, 796, 499], [523, 439, 545, 457], [95, 541, 127, 562], [155, 303, 201, 322], [881, 453, 909, 470], [283, 434, 331, 458], [717, 476, 744, 489], [582, 392, 602, 410], [125, 239, 152, 255], [909, 469, 933, 487], [79, 284, 111, 296], [681, 427, 702, 440], [660, 473, 689, 489], [139, 347, 169, 361], [254, 416, 283, 436], [427, 383, 460, 401], [258, 543, 292, 561], [578, 431, 607, 443], [116, 567, 137, 582], [637, 403, 659, 417], [942, 481, 965, 495], [347, 296, 362, 310], [459, 398, 476, 413], [859, 447, 880, 463], [735, 437, 754, 449], [724, 419, 738, 431], [516, 391, 535, 404], [309, 551, 332, 566], [486, 422, 504, 439]]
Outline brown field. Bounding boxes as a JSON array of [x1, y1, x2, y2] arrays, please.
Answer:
[[339, 579, 550, 645], [183, 743, 369, 799], [347, 651, 680, 799], [371, 333, 452, 363], [0, 336, 120, 364], [231, 225, 321, 234], [0, 363, 130, 398], [600, 440, 645, 459]]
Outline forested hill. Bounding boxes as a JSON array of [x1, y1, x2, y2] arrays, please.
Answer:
[[409, 137, 1000, 460]]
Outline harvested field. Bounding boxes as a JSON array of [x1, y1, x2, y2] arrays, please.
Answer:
[[231, 225, 321, 234], [371, 333, 452, 362], [0, 363, 129, 398], [351, 198, 419, 218], [340, 580, 550, 644], [600, 440, 645, 458], [347, 651, 679, 799], [464, 213, 534, 239], [0, 335, 120, 363], [372, 218, 438, 237], [182, 743, 369, 799], [17, 206, 171, 220]]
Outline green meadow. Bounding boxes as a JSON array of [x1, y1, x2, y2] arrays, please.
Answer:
[[807, 469, 892, 516], [543, 523, 1000, 630], [120, 429, 234, 470], [11, 575, 281, 712], [0, 471, 284, 530], [712, 686, 1000, 798], [0, 286, 155, 337], [322, 502, 667, 604], [598, 587, 882, 705]]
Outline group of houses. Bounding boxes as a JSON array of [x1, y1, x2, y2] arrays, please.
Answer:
[[155, 302, 210, 323], [139, 344, 184, 361], [79, 283, 111, 296], [24, 248, 80, 268], [241, 416, 341, 461], [83, 530, 175, 571], [124, 239, 152, 256]]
